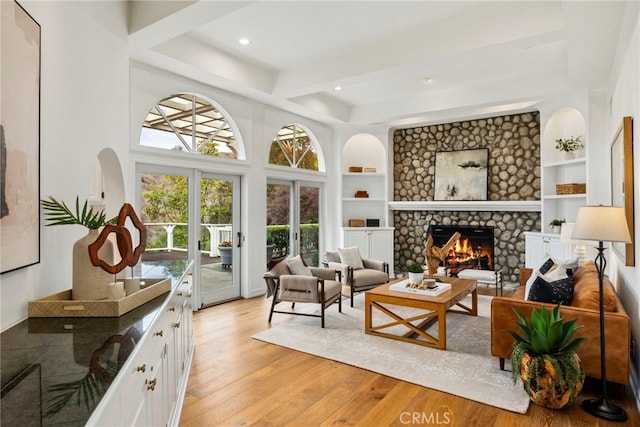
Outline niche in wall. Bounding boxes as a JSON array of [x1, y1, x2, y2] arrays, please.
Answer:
[[89, 148, 125, 219]]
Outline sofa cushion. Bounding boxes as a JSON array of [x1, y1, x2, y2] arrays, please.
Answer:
[[527, 265, 574, 305], [524, 256, 579, 299], [338, 246, 364, 270], [571, 261, 617, 311]]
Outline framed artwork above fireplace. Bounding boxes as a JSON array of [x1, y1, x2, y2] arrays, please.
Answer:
[[434, 148, 488, 201]]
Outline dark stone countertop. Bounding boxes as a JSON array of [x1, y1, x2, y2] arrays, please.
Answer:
[[0, 260, 187, 426]]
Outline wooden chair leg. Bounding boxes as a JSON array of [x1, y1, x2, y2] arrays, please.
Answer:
[[351, 288, 355, 307], [499, 358, 505, 371], [268, 297, 278, 322], [338, 293, 342, 313]]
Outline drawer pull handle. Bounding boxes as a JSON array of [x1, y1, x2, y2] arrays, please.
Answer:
[[147, 378, 157, 391], [177, 292, 183, 296], [136, 364, 146, 373], [169, 307, 175, 312], [154, 330, 163, 337], [173, 322, 181, 328]]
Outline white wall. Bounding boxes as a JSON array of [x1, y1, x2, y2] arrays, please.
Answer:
[[609, 3, 640, 397], [1, 1, 130, 331]]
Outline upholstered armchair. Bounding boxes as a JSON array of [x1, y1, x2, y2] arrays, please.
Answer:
[[263, 255, 342, 328], [323, 247, 389, 307]]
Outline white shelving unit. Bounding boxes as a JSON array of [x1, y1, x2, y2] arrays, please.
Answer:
[[540, 106, 588, 233], [340, 133, 394, 275]]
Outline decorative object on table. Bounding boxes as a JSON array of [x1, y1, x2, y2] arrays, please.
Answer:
[[610, 116, 634, 266], [425, 231, 461, 275], [88, 203, 147, 298], [41, 196, 117, 300], [506, 304, 586, 409], [571, 205, 631, 421], [434, 148, 488, 201], [555, 183, 586, 195], [366, 218, 380, 227], [218, 240, 233, 268], [363, 167, 377, 173], [348, 166, 363, 173], [549, 218, 565, 234], [354, 190, 369, 198], [0, 2, 41, 274], [348, 219, 365, 227], [406, 262, 425, 284], [554, 135, 584, 159]]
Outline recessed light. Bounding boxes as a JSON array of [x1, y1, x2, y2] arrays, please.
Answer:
[[334, 86, 342, 91], [238, 38, 251, 46]]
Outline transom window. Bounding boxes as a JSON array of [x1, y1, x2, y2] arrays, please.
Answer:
[[140, 94, 240, 159], [268, 124, 318, 170]]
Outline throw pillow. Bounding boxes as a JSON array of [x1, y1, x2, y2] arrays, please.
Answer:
[[524, 257, 555, 299], [286, 255, 313, 276], [527, 265, 574, 305], [338, 246, 364, 269]]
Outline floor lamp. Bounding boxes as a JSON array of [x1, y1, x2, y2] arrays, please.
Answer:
[[572, 205, 631, 422]]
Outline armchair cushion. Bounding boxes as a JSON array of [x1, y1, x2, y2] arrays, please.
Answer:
[[362, 258, 386, 271], [352, 268, 389, 288], [278, 275, 319, 302], [287, 255, 312, 276], [338, 246, 364, 270]]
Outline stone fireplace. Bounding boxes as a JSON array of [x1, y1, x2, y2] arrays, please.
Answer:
[[429, 224, 494, 274], [391, 112, 542, 284]]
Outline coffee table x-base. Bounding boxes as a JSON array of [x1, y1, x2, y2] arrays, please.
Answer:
[[364, 277, 477, 350]]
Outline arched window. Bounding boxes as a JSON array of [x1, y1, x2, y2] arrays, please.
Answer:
[[139, 94, 243, 159], [268, 124, 319, 170]]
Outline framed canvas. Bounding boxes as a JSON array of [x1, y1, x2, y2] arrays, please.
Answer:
[[434, 148, 488, 200], [610, 116, 634, 266], [0, 1, 41, 273]]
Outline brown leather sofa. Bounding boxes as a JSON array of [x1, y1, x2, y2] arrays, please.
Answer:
[[490, 261, 631, 385]]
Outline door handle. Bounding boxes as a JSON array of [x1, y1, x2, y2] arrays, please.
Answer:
[[237, 232, 242, 247]]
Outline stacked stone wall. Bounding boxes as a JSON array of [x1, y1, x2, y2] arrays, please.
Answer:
[[392, 112, 542, 283]]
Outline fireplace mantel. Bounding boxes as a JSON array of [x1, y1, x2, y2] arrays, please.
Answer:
[[389, 201, 541, 212]]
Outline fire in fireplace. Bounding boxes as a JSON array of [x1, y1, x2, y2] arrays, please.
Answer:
[[428, 224, 495, 275]]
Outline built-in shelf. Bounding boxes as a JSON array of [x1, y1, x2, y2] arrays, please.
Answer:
[[542, 194, 586, 200], [343, 197, 386, 202], [388, 201, 541, 212]]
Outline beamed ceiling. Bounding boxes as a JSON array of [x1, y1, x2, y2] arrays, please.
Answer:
[[129, 1, 635, 128]]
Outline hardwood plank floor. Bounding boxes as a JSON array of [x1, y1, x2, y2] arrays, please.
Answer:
[[180, 290, 640, 426]]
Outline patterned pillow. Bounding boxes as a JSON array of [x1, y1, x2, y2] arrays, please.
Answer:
[[524, 257, 555, 298], [527, 264, 574, 305]]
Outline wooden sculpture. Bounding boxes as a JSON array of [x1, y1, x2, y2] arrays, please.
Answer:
[[88, 203, 147, 274], [425, 231, 461, 275]]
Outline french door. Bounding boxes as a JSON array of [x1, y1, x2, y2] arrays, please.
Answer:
[[266, 179, 320, 266], [137, 165, 241, 309]]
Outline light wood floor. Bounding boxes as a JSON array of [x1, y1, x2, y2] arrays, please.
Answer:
[[180, 288, 640, 426]]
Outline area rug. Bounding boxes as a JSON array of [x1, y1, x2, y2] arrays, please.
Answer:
[[252, 294, 530, 414]]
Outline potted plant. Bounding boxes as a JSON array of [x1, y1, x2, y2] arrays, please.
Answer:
[[506, 304, 587, 409], [218, 240, 233, 268], [406, 262, 425, 284], [555, 135, 584, 160], [549, 218, 565, 234]]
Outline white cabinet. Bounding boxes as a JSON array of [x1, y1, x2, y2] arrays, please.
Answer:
[[341, 227, 394, 276], [524, 232, 570, 268], [87, 266, 194, 427]]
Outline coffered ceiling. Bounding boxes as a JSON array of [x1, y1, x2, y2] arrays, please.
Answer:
[[129, 1, 632, 128]]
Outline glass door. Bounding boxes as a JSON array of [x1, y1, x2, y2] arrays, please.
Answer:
[[138, 168, 192, 279], [138, 165, 241, 309], [199, 172, 241, 306], [266, 180, 321, 266]]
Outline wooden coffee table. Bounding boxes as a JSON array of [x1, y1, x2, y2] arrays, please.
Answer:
[[364, 277, 477, 350]]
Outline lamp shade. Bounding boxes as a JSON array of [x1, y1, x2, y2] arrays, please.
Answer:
[[572, 205, 632, 243]]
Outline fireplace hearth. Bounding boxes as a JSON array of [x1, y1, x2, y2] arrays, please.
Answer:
[[428, 224, 495, 275]]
